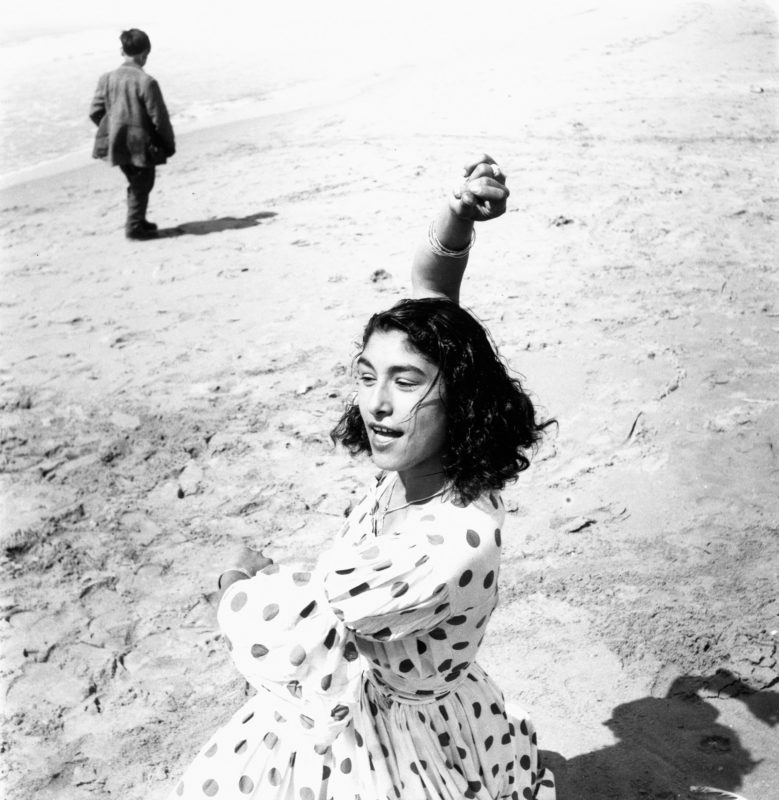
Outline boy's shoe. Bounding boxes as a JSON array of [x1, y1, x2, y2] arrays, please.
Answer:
[[126, 227, 158, 240], [140, 220, 158, 231]]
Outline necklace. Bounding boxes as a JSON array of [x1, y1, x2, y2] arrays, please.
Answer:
[[370, 476, 446, 537], [384, 488, 446, 515]]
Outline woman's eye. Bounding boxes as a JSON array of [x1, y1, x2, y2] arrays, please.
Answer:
[[395, 379, 419, 390], [357, 373, 375, 385]]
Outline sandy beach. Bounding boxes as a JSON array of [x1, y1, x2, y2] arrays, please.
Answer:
[[1, 2, 778, 798]]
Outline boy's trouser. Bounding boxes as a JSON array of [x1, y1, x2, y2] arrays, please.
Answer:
[[119, 164, 156, 233]]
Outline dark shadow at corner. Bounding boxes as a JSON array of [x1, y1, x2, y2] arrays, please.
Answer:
[[542, 671, 778, 800], [156, 211, 277, 238]]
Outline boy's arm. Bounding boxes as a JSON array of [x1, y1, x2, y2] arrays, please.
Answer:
[[412, 155, 509, 304], [144, 79, 176, 156], [89, 75, 107, 126]]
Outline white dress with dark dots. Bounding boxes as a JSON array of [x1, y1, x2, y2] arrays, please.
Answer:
[[168, 475, 555, 800]]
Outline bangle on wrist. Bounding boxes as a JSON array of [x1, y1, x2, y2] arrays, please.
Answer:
[[428, 219, 475, 258], [217, 567, 252, 590]]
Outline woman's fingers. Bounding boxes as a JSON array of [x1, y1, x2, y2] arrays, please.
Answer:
[[452, 183, 509, 220], [451, 156, 509, 220], [231, 545, 273, 575], [463, 153, 498, 177], [466, 162, 506, 184], [454, 179, 509, 206], [456, 189, 477, 207], [467, 179, 509, 200]]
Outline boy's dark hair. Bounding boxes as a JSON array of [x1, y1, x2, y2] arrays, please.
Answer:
[[120, 29, 151, 56], [331, 297, 554, 504]]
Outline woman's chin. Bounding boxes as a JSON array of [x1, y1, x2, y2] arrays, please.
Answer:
[[370, 452, 397, 472]]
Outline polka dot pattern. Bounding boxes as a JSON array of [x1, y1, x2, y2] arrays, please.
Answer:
[[466, 529, 481, 548], [167, 480, 554, 800], [230, 592, 248, 612]]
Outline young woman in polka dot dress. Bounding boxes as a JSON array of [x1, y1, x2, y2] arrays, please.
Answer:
[[168, 156, 556, 800]]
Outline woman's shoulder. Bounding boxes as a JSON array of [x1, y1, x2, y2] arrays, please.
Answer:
[[421, 490, 505, 548], [448, 489, 505, 524]]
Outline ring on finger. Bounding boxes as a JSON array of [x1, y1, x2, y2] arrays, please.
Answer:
[[491, 164, 502, 178]]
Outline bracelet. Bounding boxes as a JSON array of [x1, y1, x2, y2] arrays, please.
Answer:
[[217, 567, 252, 590], [428, 219, 475, 259]]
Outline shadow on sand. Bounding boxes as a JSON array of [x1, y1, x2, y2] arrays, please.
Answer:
[[156, 211, 277, 238], [543, 671, 778, 800]]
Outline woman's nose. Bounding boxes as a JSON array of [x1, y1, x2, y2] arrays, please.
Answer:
[[367, 382, 391, 417]]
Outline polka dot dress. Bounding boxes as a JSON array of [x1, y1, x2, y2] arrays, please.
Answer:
[[168, 475, 555, 800]]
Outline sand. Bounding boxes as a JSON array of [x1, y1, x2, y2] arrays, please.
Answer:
[[1, 2, 778, 798]]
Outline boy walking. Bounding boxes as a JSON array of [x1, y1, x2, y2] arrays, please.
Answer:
[[90, 29, 175, 240]]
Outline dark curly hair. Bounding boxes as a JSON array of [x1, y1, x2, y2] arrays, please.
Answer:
[[330, 297, 554, 504]]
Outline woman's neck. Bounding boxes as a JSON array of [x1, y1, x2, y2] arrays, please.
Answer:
[[392, 468, 447, 506]]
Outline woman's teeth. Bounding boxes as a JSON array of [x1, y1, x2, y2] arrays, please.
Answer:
[[372, 425, 401, 438]]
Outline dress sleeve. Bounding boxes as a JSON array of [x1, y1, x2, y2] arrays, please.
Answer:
[[218, 564, 352, 686], [322, 505, 500, 642], [217, 564, 362, 746]]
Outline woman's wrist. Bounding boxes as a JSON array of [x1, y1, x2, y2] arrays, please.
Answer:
[[411, 206, 474, 302], [428, 218, 475, 258], [434, 206, 475, 252]]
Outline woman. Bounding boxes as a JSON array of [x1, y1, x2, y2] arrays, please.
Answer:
[[168, 156, 555, 799]]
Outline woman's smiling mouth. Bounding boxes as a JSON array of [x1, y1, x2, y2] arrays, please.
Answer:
[[369, 424, 403, 444]]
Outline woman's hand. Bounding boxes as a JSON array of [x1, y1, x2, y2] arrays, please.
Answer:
[[449, 154, 509, 222], [232, 546, 274, 575], [412, 154, 509, 303], [217, 546, 274, 595]]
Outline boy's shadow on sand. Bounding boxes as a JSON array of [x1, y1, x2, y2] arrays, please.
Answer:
[[543, 671, 778, 800], [156, 211, 277, 238]]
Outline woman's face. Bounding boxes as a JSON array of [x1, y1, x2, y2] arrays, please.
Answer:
[[356, 329, 447, 482]]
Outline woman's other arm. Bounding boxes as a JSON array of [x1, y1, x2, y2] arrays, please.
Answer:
[[217, 546, 274, 598], [412, 154, 509, 304]]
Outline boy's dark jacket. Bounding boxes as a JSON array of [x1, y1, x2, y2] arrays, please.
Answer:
[[90, 62, 175, 167]]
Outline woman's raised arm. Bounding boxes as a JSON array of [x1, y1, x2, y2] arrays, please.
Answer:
[[412, 155, 509, 304]]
